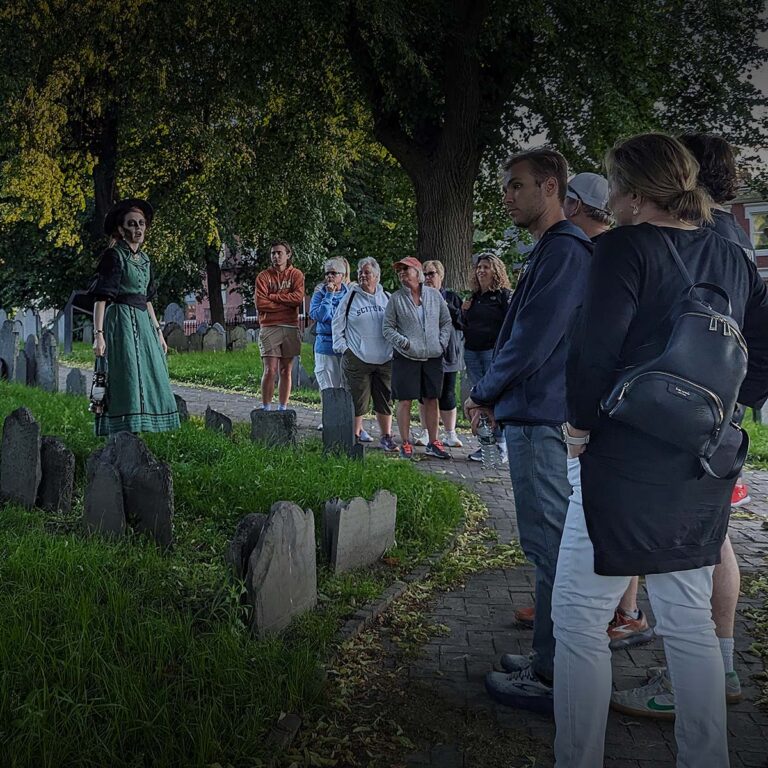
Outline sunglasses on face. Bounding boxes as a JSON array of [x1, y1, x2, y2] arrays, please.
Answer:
[[424, 271, 437, 277], [325, 271, 341, 276]]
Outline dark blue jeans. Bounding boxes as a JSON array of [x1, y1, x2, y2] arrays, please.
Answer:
[[464, 348, 502, 440], [505, 424, 570, 681]]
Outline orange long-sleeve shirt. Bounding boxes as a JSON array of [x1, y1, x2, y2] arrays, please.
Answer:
[[254, 265, 305, 327]]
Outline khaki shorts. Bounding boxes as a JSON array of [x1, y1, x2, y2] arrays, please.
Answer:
[[258, 325, 301, 358]]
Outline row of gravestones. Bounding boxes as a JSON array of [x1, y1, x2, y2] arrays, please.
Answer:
[[0, 322, 59, 392], [225, 490, 397, 637], [161, 321, 255, 354], [0, 308, 41, 339]]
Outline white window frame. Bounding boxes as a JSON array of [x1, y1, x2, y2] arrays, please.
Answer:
[[744, 202, 768, 258]]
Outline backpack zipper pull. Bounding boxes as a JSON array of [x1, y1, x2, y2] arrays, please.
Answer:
[[709, 316, 718, 332]]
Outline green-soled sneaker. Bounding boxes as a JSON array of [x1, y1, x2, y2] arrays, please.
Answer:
[[645, 665, 742, 704], [610, 675, 676, 720]]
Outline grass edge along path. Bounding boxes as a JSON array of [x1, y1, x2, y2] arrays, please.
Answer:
[[0, 381, 465, 767]]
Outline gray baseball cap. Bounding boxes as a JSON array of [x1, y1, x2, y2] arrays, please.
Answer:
[[566, 172, 610, 211]]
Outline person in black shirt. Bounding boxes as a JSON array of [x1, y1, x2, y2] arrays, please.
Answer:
[[555, 133, 768, 767]]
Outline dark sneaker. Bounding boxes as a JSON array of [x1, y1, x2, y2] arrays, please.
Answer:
[[468, 447, 483, 462], [645, 665, 742, 704], [607, 608, 655, 651], [499, 652, 535, 672], [425, 440, 451, 459], [399, 441, 414, 460], [380, 434, 398, 452], [484, 667, 553, 714]]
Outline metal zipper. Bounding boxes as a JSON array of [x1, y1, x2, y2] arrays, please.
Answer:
[[685, 312, 748, 357]]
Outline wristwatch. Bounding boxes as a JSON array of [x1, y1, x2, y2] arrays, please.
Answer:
[[561, 423, 590, 446]]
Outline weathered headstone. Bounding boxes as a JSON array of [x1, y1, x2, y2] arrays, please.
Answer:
[[66, 367, 87, 396], [205, 406, 232, 436], [0, 320, 16, 380], [21, 308, 40, 339], [187, 332, 203, 352], [174, 394, 189, 422], [245, 501, 317, 636], [37, 436, 76, 514], [162, 321, 182, 341], [0, 407, 42, 508], [229, 325, 248, 351], [195, 322, 209, 336], [24, 335, 38, 386], [12, 319, 23, 339], [302, 324, 315, 343], [291, 357, 316, 390], [36, 331, 59, 393], [163, 302, 185, 327], [226, 513, 268, 579], [14, 351, 27, 385], [55, 310, 66, 345], [250, 409, 298, 447], [166, 327, 188, 353], [202, 324, 226, 352], [322, 490, 397, 573], [82, 320, 93, 345], [460, 370, 472, 408], [84, 459, 126, 538], [246, 328, 258, 344], [321, 388, 355, 456], [0, 308, 6, 325]]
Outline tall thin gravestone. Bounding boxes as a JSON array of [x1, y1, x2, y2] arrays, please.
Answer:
[[24, 335, 38, 386], [82, 320, 93, 345], [321, 388, 355, 456], [36, 330, 59, 392], [0, 320, 16, 380], [37, 436, 76, 514]]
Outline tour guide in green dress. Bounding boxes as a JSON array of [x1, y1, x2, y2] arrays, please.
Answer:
[[90, 198, 180, 436]]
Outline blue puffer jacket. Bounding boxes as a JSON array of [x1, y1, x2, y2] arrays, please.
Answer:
[[310, 284, 349, 356]]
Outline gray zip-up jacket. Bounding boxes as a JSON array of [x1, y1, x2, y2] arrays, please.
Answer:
[[382, 285, 451, 361]]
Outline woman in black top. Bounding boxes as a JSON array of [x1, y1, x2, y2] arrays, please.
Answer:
[[553, 134, 768, 767], [461, 253, 511, 461]]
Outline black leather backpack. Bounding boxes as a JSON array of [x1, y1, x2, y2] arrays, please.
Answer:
[[601, 229, 749, 479]]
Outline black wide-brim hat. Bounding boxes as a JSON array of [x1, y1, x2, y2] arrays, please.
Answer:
[[103, 198, 154, 236]]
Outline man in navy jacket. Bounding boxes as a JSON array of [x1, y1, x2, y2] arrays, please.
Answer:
[[465, 147, 592, 712]]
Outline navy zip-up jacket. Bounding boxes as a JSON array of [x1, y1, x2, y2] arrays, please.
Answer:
[[471, 220, 592, 425]]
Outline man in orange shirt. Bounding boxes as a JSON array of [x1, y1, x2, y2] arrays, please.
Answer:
[[254, 240, 305, 410]]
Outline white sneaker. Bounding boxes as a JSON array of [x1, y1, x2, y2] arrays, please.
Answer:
[[413, 430, 429, 447], [443, 431, 463, 448], [497, 444, 508, 464]]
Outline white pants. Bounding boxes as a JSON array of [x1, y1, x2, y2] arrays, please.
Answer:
[[314, 353, 344, 390], [552, 457, 728, 768]]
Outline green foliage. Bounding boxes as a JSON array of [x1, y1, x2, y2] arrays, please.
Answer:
[[745, 418, 768, 470]]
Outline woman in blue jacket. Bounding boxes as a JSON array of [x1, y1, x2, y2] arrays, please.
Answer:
[[310, 257, 349, 397]]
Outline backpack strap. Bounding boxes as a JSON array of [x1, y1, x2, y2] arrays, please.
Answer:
[[344, 291, 356, 321]]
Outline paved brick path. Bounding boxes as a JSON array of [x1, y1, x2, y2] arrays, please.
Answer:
[[61, 366, 768, 766]]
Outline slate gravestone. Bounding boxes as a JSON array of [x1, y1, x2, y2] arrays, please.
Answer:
[[291, 357, 316, 390], [226, 513, 268, 579], [302, 324, 315, 343], [24, 335, 38, 386], [21, 309, 40, 339], [205, 406, 232, 436], [36, 331, 58, 392], [82, 320, 93, 345], [162, 321, 182, 341], [166, 327, 188, 353], [195, 322, 209, 336], [14, 352, 27, 385], [203, 325, 226, 352], [12, 319, 23, 339], [460, 370, 472, 409], [250, 409, 297, 447], [247, 328, 258, 344], [84, 460, 126, 538], [55, 310, 66, 345], [229, 325, 247, 351], [212, 322, 226, 335], [0, 407, 42, 509], [321, 388, 355, 456], [0, 308, 6, 324], [187, 333, 203, 352], [322, 490, 397, 573], [245, 501, 317, 637], [66, 367, 87, 396], [163, 302, 185, 327], [0, 320, 16, 380], [37, 436, 76, 514], [174, 394, 189, 422]]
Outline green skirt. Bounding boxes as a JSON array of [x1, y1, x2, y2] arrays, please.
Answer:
[[96, 304, 180, 436]]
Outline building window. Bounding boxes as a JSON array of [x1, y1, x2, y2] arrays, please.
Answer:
[[745, 204, 768, 256]]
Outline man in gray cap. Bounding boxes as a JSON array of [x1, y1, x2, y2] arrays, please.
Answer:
[[563, 172, 612, 241]]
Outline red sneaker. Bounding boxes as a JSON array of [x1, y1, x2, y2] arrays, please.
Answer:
[[607, 608, 654, 650], [731, 480, 751, 508], [514, 605, 535, 627]]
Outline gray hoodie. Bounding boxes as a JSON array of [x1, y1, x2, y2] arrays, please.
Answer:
[[332, 283, 392, 364], [382, 285, 451, 361]]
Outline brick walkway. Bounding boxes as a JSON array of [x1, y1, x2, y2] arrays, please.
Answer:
[[61, 366, 768, 766]]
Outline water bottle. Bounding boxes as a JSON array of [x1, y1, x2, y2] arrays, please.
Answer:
[[477, 413, 498, 469]]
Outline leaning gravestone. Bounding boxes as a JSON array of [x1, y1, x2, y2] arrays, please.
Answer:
[[202, 325, 226, 352], [66, 367, 87, 396], [84, 459, 126, 538], [321, 388, 355, 456], [37, 436, 76, 514], [187, 332, 203, 352], [322, 490, 397, 573], [24, 335, 38, 386], [36, 330, 58, 392], [0, 407, 42, 509], [163, 302, 185, 327], [226, 513, 268, 579], [245, 501, 317, 636], [0, 320, 16, 380], [14, 351, 27, 385], [162, 321, 182, 341], [250, 409, 297, 447], [228, 325, 248, 351], [166, 326, 188, 353], [174, 394, 189, 422], [205, 406, 232, 436]]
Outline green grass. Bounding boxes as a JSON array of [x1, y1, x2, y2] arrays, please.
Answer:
[[0, 382, 465, 767], [745, 418, 768, 470]]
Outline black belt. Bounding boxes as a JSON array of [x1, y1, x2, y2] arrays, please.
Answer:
[[112, 293, 147, 310]]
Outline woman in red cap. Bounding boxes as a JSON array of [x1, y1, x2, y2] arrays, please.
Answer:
[[88, 198, 180, 435]]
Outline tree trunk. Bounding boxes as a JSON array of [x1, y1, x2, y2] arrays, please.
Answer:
[[89, 103, 119, 244], [205, 245, 225, 327], [412, 163, 478, 290]]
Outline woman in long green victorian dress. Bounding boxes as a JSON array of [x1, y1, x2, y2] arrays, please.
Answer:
[[90, 198, 180, 436]]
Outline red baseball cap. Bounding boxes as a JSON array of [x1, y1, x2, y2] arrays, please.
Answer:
[[393, 256, 422, 271]]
